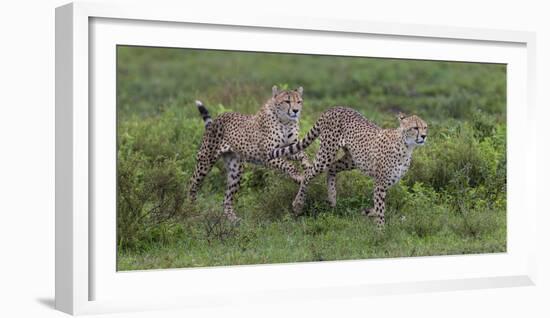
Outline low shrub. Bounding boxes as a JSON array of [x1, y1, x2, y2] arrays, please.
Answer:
[[398, 183, 447, 237], [405, 120, 505, 191]]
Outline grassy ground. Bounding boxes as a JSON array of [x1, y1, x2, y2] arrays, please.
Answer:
[[116, 46, 506, 270]]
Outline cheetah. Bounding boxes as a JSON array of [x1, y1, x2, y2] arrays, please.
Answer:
[[270, 106, 428, 228], [188, 86, 311, 222]]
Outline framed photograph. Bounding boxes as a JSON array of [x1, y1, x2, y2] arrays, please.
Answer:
[[55, 2, 537, 315]]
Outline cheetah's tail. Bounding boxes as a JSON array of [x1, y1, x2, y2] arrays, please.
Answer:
[[195, 100, 212, 127], [270, 120, 322, 159]]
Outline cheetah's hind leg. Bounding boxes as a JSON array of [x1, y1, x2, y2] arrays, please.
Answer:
[[293, 142, 339, 215], [326, 150, 354, 208], [222, 153, 243, 224], [188, 146, 220, 202]]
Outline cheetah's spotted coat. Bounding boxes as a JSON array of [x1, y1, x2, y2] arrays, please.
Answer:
[[270, 106, 428, 227], [188, 86, 310, 221]]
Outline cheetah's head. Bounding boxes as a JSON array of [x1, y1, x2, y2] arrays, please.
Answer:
[[397, 113, 428, 146], [271, 85, 304, 123]]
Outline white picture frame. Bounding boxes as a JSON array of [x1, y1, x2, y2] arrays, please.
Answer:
[[55, 1, 537, 315]]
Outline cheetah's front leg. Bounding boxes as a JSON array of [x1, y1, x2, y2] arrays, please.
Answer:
[[288, 152, 312, 170], [265, 158, 304, 183], [363, 184, 388, 229]]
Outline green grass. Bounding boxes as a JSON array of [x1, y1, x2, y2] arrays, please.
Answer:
[[116, 46, 506, 270]]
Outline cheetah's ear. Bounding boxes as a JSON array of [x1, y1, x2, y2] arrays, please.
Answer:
[[272, 85, 279, 97], [396, 112, 407, 121], [296, 86, 304, 96]]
